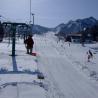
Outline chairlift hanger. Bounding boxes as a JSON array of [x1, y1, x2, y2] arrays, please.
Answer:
[[2, 22, 28, 26]]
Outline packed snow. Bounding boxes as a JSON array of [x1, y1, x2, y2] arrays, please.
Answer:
[[0, 32, 98, 98]]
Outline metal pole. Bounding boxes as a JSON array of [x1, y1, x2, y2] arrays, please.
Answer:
[[0, 15, 2, 22], [17, 83, 20, 98], [32, 14, 34, 25], [30, 0, 31, 24], [12, 24, 16, 56], [29, 0, 32, 35], [32, 13, 34, 34]]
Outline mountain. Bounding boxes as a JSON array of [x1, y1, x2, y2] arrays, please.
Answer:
[[32, 25, 52, 34], [54, 23, 65, 32], [30, 17, 98, 35], [55, 17, 98, 36]]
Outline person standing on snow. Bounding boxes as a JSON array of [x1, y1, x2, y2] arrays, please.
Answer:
[[87, 50, 93, 62], [66, 36, 72, 46], [24, 35, 34, 54]]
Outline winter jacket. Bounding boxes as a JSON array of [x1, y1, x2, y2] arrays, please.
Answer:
[[25, 37, 34, 48]]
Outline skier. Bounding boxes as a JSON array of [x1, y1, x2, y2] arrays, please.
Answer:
[[24, 35, 34, 54], [66, 36, 71, 46], [87, 50, 93, 62]]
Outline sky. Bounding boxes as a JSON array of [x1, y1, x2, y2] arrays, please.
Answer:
[[0, 0, 98, 27]]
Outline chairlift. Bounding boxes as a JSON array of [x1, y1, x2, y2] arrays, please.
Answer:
[[0, 22, 4, 42], [2, 22, 29, 56]]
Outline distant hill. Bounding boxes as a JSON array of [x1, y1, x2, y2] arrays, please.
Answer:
[[31, 25, 53, 34], [54, 23, 65, 32], [55, 17, 98, 36]]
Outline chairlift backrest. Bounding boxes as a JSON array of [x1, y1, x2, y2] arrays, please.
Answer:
[[0, 23, 4, 42]]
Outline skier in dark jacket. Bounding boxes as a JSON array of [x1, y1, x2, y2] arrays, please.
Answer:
[[87, 50, 93, 62], [66, 36, 71, 46], [24, 35, 34, 54]]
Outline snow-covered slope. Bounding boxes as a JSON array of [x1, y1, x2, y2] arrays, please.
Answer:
[[0, 32, 98, 98]]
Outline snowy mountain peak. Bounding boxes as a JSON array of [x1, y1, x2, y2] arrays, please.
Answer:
[[55, 17, 98, 34]]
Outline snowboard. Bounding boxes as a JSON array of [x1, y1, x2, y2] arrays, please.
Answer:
[[32, 52, 37, 56], [26, 52, 37, 56]]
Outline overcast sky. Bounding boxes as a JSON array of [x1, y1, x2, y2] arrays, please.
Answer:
[[0, 0, 98, 27]]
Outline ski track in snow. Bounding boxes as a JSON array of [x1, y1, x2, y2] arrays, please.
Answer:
[[35, 34, 98, 98], [35, 36, 65, 98]]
